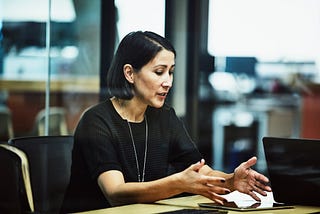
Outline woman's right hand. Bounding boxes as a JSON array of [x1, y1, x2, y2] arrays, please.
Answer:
[[177, 159, 230, 204]]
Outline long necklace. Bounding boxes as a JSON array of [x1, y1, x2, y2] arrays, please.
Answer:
[[127, 115, 148, 182]]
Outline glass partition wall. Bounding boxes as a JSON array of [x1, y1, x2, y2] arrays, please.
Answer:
[[0, 0, 166, 140], [0, 0, 101, 139]]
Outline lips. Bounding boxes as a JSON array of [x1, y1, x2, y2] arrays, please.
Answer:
[[157, 92, 168, 98]]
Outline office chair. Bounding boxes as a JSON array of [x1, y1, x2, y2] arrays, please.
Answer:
[[0, 144, 34, 214], [9, 135, 74, 214], [32, 107, 68, 136], [0, 106, 14, 141]]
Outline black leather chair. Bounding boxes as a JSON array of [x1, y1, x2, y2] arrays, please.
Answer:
[[0, 144, 34, 214], [0, 106, 14, 141], [9, 135, 74, 214]]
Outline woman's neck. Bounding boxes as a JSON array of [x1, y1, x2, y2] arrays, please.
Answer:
[[111, 97, 147, 122]]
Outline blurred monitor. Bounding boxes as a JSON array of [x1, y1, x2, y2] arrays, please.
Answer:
[[225, 57, 257, 77]]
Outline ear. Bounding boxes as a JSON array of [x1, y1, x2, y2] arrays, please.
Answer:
[[123, 64, 134, 84]]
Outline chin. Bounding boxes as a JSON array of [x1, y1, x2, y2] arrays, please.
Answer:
[[150, 101, 165, 108]]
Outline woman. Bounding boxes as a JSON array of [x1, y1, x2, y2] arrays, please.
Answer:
[[60, 31, 271, 213]]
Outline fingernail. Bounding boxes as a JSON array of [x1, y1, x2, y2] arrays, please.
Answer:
[[225, 190, 231, 194], [220, 179, 225, 183]]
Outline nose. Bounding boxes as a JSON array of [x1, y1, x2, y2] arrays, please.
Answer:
[[161, 71, 173, 88], [162, 81, 172, 87], [161, 77, 172, 88]]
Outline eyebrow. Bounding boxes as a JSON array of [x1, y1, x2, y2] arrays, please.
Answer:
[[154, 64, 175, 69]]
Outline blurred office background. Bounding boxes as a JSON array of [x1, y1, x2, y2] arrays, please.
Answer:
[[1, 0, 320, 173]]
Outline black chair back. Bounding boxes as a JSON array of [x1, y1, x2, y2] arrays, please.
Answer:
[[0, 144, 34, 214], [9, 135, 73, 214], [0, 107, 14, 141]]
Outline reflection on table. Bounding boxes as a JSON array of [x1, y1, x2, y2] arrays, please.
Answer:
[[75, 194, 320, 214]]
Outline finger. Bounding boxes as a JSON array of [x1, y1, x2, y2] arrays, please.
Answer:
[[242, 156, 257, 169], [191, 159, 206, 172], [253, 179, 273, 195], [247, 190, 261, 202], [206, 183, 231, 195], [252, 184, 268, 196], [254, 173, 270, 184], [255, 180, 272, 192], [205, 176, 227, 186], [204, 192, 227, 205], [210, 193, 227, 205], [213, 198, 226, 205]]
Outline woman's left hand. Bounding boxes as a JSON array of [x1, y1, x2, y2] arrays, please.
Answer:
[[233, 156, 272, 201]]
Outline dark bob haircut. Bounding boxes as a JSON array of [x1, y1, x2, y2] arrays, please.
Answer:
[[106, 31, 176, 99]]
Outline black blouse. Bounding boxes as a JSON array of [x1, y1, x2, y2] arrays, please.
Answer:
[[60, 99, 202, 213]]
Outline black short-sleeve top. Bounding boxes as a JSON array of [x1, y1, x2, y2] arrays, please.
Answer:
[[60, 99, 202, 213]]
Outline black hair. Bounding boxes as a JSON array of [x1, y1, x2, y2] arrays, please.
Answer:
[[106, 31, 176, 99]]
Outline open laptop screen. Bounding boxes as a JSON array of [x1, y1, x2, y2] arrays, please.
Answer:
[[263, 137, 320, 206]]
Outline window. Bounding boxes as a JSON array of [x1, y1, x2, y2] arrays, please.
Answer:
[[0, 0, 100, 138], [115, 0, 165, 42], [208, 0, 320, 87], [208, 0, 320, 61]]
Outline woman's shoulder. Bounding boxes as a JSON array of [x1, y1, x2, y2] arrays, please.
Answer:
[[81, 100, 114, 118]]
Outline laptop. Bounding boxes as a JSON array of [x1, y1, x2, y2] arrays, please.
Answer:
[[199, 136, 320, 211], [198, 201, 293, 212], [262, 136, 320, 206]]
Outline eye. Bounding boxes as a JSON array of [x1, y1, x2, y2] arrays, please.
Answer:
[[155, 70, 164, 75], [169, 67, 175, 75]]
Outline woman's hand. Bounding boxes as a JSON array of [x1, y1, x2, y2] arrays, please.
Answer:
[[233, 157, 272, 201], [178, 159, 230, 204]]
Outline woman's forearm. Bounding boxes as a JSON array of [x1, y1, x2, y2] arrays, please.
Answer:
[[98, 162, 231, 207], [100, 173, 183, 206]]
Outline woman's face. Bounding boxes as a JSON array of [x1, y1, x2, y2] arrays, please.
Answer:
[[132, 49, 175, 108]]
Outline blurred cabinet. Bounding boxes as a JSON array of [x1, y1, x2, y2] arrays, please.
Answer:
[[301, 84, 320, 138]]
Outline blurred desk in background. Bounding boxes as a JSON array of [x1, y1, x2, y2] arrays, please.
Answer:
[[0, 76, 99, 137], [0, 75, 99, 93]]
